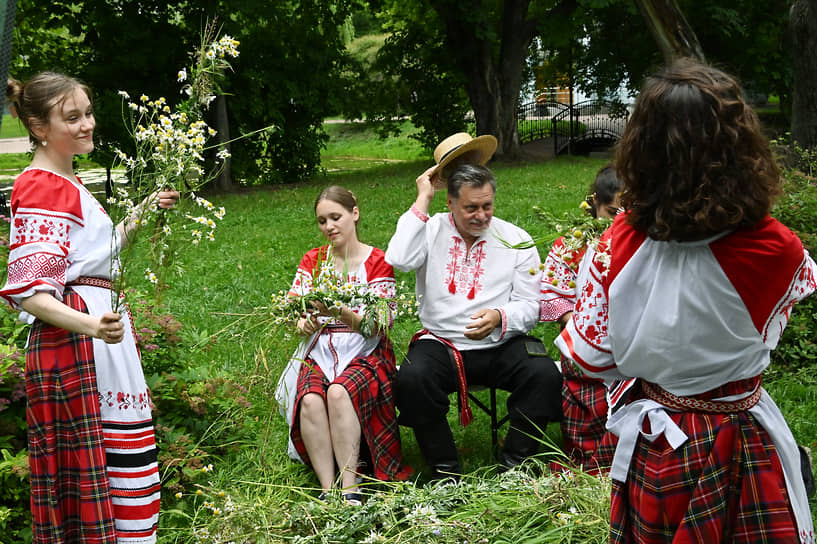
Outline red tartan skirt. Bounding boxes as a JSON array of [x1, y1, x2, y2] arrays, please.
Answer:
[[26, 288, 118, 544], [290, 338, 410, 481], [610, 381, 800, 544], [558, 359, 617, 472]]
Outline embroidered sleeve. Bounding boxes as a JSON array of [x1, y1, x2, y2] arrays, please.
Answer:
[[362, 248, 397, 328], [385, 208, 432, 272], [555, 231, 624, 382], [289, 248, 325, 297], [540, 237, 585, 322], [0, 172, 83, 309], [762, 252, 817, 348], [710, 217, 817, 348]]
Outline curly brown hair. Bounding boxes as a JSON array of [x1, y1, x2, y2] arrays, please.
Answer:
[[615, 58, 781, 241]]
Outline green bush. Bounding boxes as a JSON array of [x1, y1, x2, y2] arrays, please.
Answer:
[[0, 218, 31, 544], [771, 155, 817, 370]]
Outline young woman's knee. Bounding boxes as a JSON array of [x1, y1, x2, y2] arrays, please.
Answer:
[[326, 383, 351, 407], [300, 392, 326, 417]]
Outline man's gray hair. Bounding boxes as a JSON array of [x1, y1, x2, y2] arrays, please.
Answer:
[[446, 163, 497, 199]]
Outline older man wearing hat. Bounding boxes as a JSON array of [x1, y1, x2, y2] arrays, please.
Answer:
[[385, 133, 562, 480]]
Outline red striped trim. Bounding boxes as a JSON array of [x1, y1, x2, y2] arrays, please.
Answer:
[[104, 436, 157, 449], [108, 467, 159, 479], [118, 528, 159, 538], [112, 499, 161, 520], [560, 329, 617, 373], [104, 429, 156, 440], [103, 427, 153, 438], [68, 276, 113, 290], [113, 483, 162, 498], [410, 329, 474, 426], [410, 204, 429, 222]]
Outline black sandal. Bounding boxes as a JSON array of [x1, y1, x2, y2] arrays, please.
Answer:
[[342, 492, 363, 506]]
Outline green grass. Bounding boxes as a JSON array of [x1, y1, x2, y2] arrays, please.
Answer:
[[10, 120, 810, 541], [0, 114, 28, 139], [128, 125, 614, 541], [138, 125, 817, 541]]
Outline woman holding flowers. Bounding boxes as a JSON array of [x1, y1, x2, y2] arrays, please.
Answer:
[[540, 164, 623, 472], [556, 59, 816, 543], [1, 72, 178, 543], [275, 186, 409, 505]]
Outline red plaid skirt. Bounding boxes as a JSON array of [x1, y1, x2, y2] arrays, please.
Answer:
[[610, 381, 800, 543], [290, 338, 410, 481], [26, 287, 117, 544], [559, 359, 616, 472]]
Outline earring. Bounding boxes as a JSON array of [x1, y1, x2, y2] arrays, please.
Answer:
[[41, 140, 47, 147]]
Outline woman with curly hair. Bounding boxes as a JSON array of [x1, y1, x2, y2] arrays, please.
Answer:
[[556, 58, 816, 543]]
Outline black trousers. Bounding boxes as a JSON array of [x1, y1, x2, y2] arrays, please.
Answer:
[[395, 335, 562, 428]]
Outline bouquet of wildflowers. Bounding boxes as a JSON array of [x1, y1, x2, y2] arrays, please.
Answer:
[[107, 24, 239, 309], [266, 252, 418, 339], [533, 201, 613, 270], [504, 199, 614, 276]]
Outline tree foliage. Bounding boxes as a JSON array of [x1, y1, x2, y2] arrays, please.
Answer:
[[11, 0, 356, 185], [790, 0, 817, 149], [347, 0, 797, 157], [563, 0, 792, 106]]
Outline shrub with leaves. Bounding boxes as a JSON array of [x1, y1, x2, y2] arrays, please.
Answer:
[[771, 160, 817, 370]]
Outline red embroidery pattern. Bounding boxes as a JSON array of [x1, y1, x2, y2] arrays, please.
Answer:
[[290, 269, 313, 296], [444, 237, 487, 299], [7, 252, 68, 286], [571, 268, 609, 347], [763, 257, 817, 343], [100, 390, 152, 411], [445, 237, 464, 294], [13, 214, 72, 247], [410, 204, 429, 223]]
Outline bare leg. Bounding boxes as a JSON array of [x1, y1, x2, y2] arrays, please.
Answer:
[[299, 393, 336, 491], [326, 384, 362, 490]]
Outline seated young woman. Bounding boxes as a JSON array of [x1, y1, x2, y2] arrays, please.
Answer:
[[275, 186, 410, 505], [540, 164, 624, 472]]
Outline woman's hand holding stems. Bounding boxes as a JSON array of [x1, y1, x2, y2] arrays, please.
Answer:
[[296, 300, 362, 336]]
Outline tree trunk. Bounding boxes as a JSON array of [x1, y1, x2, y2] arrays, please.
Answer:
[[430, 0, 542, 160], [790, 0, 817, 149], [634, 0, 705, 64], [211, 95, 234, 191]]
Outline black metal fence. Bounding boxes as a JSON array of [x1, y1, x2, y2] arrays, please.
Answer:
[[517, 98, 629, 155]]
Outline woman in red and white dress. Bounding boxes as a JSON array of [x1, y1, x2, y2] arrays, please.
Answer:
[[275, 186, 409, 505], [557, 59, 816, 543], [1, 73, 178, 543]]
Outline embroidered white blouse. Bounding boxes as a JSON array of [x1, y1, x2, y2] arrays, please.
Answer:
[[385, 204, 541, 350]]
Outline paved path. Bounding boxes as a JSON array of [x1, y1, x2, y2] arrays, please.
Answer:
[[0, 136, 30, 154], [0, 167, 126, 202]]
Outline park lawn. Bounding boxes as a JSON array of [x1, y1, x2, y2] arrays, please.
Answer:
[[132, 125, 817, 541], [0, 114, 28, 139], [3, 120, 812, 542], [135, 139, 617, 541]]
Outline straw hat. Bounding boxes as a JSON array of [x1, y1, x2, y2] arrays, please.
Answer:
[[431, 132, 498, 188]]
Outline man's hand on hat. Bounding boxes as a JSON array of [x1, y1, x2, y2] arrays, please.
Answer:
[[414, 165, 439, 214], [464, 308, 501, 340]]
